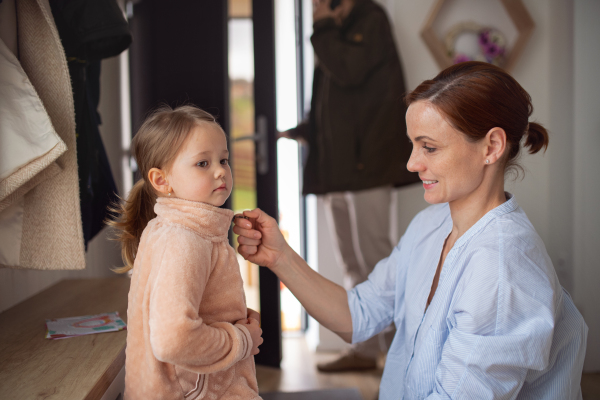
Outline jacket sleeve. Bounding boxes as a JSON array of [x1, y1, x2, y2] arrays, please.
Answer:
[[310, 11, 389, 88], [148, 231, 252, 373]]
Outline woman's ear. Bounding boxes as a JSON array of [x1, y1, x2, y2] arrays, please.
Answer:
[[148, 168, 170, 196], [484, 127, 507, 165]]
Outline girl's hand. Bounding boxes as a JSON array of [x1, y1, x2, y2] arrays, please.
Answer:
[[247, 308, 261, 325], [235, 317, 263, 356], [233, 208, 290, 271]]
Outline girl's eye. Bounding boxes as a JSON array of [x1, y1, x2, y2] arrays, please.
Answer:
[[197, 161, 208, 167], [220, 158, 229, 165], [423, 144, 436, 153]]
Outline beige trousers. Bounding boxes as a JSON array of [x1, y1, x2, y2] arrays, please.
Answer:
[[323, 185, 395, 359]]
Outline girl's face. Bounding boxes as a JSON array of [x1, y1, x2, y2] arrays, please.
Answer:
[[167, 123, 232, 206], [405, 101, 487, 205]]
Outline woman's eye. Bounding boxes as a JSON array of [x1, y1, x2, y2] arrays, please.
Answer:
[[197, 161, 208, 167], [220, 158, 229, 165], [423, 144, 436, 153]]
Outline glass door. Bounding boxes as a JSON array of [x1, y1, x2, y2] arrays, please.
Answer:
[[228, 0, 308, 365], [228, 0, 282, 367]]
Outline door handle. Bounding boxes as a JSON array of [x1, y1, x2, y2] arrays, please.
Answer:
[[232, 115, 269, 175]]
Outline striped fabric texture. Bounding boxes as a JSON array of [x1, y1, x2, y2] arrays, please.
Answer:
[[348, 194, 587, 399]]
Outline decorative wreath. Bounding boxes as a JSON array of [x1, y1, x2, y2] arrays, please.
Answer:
[[444, 21, 507, 66]]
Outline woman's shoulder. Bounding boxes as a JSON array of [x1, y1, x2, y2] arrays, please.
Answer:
[[462, 206, 559, 295], [475, 206, 549, 262], [450, 207, 562, 332]]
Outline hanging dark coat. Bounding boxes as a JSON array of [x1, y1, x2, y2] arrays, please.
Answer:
[[288, 0, 419, 195], [50, 0, 131, 247]]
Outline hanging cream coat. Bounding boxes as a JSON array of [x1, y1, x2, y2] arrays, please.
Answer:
[[0, 0, 85, 270]]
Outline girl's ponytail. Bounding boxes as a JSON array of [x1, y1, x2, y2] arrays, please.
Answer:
[[524, 122, 549, 155], [107, 179, 157, 273]]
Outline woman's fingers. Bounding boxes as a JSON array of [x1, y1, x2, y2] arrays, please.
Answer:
[[237, 235, 261, 246], [232, 224, 261, 240], [238, 244, 258, 257], [242, 208, 275, 228]]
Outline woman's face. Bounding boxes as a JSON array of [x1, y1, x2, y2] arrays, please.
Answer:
[[406, 101, 488, 205]]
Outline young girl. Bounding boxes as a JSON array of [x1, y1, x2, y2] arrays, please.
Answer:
[[110, 105, 263, 400]]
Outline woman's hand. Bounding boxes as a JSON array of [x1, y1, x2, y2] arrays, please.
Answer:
[[235, 209, 353, 341], [233, 208, 290, 271], [235, 317, 263, 356]]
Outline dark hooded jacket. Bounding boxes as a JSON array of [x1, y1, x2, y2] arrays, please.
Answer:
[[288, 0, 419, 195]]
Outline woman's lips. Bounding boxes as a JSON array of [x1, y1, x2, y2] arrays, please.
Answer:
[[422, 179, 438, 190]]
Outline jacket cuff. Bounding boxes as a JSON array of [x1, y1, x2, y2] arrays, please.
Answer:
[[234, 323, 254, 361]]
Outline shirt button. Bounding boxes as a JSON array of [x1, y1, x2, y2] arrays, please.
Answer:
[[357, 163, 365, 170]]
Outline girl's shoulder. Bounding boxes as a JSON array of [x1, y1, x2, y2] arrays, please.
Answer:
[[145, 218, 214, 250]]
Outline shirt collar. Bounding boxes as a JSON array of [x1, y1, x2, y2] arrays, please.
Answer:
[[451, 192, 518, 250], [154, 197, 233, 240]]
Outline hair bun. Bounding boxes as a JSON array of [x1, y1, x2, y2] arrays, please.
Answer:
[[524, 122, 549, 154]]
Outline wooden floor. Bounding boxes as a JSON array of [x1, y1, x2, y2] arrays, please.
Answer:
[[257, 336, 382, 400], [258, 336, 600, 400]]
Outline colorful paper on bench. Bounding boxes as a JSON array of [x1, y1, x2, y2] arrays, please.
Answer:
[[45, 311, 127, 339]]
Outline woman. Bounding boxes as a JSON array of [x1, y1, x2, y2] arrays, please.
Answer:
[[234, 62, 587, 399]]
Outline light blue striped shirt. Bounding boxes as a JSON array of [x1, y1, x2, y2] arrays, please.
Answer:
[[348, 194, 587, 399]]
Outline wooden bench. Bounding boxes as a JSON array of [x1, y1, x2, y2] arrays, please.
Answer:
[[0, 277, 129, 399]]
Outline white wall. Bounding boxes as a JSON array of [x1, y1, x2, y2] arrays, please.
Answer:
[[312, 0, 600, 371], [0, 55, 126, 313], [573, 0, 600, 373]]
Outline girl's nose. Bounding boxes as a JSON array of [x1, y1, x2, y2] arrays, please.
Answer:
[[214, 165, 226, 179]]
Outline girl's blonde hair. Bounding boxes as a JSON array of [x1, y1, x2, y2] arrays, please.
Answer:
[[108, 105, 222, 273]]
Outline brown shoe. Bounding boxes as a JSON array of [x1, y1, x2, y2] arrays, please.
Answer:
[[316, 351, 377, 372]]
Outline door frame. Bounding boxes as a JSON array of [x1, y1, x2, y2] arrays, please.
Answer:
[[252, 0, 282, 368]]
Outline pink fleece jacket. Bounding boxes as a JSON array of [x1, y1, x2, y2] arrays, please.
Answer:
[[124, 197, 260, 400]]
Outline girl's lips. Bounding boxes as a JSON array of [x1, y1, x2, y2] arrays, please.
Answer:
[[214, 185, 227, 191]]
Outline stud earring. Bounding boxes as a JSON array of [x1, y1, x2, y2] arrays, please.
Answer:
[[485, 159, 490, 164]]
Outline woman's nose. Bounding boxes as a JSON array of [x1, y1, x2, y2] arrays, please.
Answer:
[[406, 149, 423, 173]]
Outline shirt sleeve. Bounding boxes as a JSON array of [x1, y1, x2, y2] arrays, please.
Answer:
[[311, 10, 389, 88], [148, 231, 252, 373], [348, 236, 403, 343], [426, 240, 559, 399]]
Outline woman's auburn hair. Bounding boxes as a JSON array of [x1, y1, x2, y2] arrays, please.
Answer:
[[405, 61, 549, 174], [107, 104, 222, 273]]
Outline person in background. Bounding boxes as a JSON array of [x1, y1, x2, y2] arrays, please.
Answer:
[[237, 62, 587, 399], [280, 0, 419, 372]]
